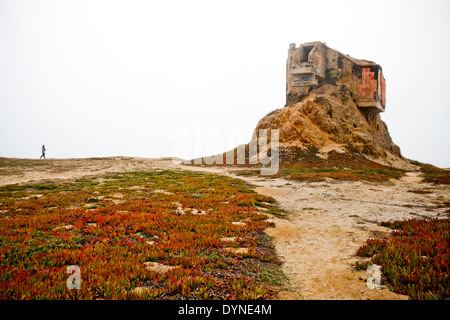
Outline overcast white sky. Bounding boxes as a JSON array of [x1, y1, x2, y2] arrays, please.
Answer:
[[1, 0, 449, 168]]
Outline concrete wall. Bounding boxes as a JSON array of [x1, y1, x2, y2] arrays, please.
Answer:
[[358, 67, 378, 99], [309, 42, 326, 79], [286, 42, 325, 103], [380, 71, 386, 107], [325, 49, 359, 93]]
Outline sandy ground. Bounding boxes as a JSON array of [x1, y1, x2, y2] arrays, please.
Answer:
[[1, 157, 449, 300]]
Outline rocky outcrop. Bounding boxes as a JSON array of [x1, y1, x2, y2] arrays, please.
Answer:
[[254, 84, 401, 160]]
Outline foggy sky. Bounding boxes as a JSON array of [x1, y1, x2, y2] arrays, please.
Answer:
[[1, 0, 449, 168]]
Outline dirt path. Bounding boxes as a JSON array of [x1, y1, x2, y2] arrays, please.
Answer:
[[250, 179, 440, 300], [198, 169, 448, 299], [1, 157, 449, 299]]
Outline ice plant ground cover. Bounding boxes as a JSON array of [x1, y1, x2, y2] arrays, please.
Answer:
[[0, 170, 285, 299], [274, 151, 405, 182], [190, 146, 407, 183], [356, 217, 450, 299], [239, 149, 405, 182], [417, 163, 450, 185]]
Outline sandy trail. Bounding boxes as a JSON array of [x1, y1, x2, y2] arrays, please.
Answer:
[[1, 157, 449, 300]]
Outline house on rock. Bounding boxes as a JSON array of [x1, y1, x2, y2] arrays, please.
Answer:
[[286, 41, 386, 114]]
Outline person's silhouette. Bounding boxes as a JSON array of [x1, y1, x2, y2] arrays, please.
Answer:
[[40, 145, 46, 159]]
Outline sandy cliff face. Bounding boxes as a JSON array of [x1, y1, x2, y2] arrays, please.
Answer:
[[255, 84, 401, 160]]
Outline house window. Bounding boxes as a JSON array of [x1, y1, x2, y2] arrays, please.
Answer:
[[293, 74, 313, 82], [337, 56, 343, 69], [300, 45, 314, 62]]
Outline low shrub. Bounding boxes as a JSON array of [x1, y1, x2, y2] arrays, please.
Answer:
[[0, 170, 284, 300], [356, 218, 450, 299]]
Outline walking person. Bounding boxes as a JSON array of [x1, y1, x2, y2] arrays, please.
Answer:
[[40, 145, 46, 159]]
